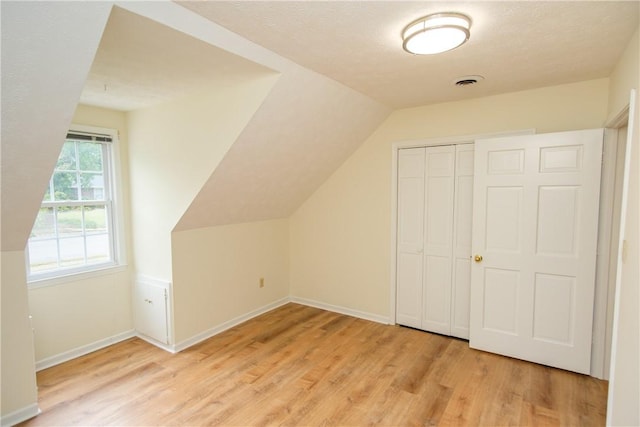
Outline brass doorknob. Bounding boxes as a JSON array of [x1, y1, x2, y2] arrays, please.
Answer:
[[474, 255, 483, 262]]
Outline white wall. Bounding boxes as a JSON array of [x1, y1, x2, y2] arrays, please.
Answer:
[[27, 105, 135, 365], [290, 78, 610, 318], [1, 251, 38, 421], [127, 74, 279, 283], [606, 28, 639, 427], [171, 219, 289, 345], [28, 273, 133, 363], [608, 28, 640, 118]]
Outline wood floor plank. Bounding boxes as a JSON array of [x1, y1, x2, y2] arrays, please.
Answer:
[[19, 303, 608, 426]]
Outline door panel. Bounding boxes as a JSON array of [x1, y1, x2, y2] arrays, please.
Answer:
[[425, 177, 454, 247], [422, 146, 455, 334], [423, 255, 450, 329], [532, 273, 575, 345], [487, 148, 525, 174], [470, 129, 603, 374], [452, 258, 471, 337], [482, 268, 519, 334], [536, 186, 580, 256], [396, 148, 425, 328], [135, 283, 168, 344], [485, 186, 523, 252], [451, 144, 474, 338], [396, 253, 424, 328]]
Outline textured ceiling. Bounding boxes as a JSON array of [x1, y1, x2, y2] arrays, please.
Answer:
[[2, 1, 113, 250], [79, 2, 391, 232], [81, 6, 276, 111], [177, 1, 639, 109]]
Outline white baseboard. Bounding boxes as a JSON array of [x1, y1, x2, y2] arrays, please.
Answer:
[[135, 333, 177, 354], [173, 297, 290, 352], [290, 296, 391, 325], [1, 403, 40, 427], [35, 330, 136, 371]]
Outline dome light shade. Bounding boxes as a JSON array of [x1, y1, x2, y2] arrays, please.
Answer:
[[402, 13, 471, 55]]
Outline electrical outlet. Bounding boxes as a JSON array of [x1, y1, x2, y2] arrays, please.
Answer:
[[259, 277, 264, 288]]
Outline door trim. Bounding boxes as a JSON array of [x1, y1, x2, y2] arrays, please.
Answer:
[[606, 88, 637, 424], [589, 101, 633, 379], [591, 128, 620, 378], [389, 129, 535, 326]]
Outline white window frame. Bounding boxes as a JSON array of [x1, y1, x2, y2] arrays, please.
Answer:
[[27, 124, 127, 286]]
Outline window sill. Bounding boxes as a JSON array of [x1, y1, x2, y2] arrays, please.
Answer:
[[28, 264, 129, 289]]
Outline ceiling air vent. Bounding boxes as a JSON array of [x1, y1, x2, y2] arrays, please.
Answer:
[[454, 75, 484, 86]]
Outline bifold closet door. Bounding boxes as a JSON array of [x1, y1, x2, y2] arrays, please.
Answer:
[[396, 144, 473, 336], [421, 146, 456, 335], [450, 145, 474, 339], [396, 147, 426, 329]]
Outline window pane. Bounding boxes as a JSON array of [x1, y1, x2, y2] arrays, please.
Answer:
[[56, 141, 76, 170], [53, 171, 78, 201], [79, 172, 105, 201], [27, 128, 118, 280], [59, 237, 85, 268], [56, 206, 83, 236], [78, 142, 103, 171], [84, 205, 108, 233], [43, 183, 52, 202], [28, 239, 59, 272], [31, 207, 55, 238], [86, 234, 110, 263]]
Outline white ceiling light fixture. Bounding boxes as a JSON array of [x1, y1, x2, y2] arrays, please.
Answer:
[[402, 12, 471, 55]]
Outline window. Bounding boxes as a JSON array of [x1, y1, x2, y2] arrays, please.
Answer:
[[27, 126, 123, 281]]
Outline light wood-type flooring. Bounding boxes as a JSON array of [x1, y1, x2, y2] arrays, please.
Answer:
[[20, 303, 608, 426]]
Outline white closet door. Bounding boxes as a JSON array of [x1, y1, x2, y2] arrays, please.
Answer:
[[451, 144, 474, 339], [422, 146, 456, 334], [396, 147, 425, 328]]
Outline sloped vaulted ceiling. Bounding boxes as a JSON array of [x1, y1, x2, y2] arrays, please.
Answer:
[[1, 1, 113, 251], [174, 66, 389, 230], [102, 2, 390, 233], [81, 6, 280, 112]]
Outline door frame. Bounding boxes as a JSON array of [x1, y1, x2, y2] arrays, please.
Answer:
[[601, 89, 636, 391], [389, 129, 534, 326], [605, 89, 637, 425], [590, 107, 631, 379]]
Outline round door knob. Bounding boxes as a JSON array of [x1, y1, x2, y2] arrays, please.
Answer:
[[474, 255, 483, 262]]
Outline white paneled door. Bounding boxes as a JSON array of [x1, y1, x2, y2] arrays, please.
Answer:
[[470, 129, 603, 374]]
